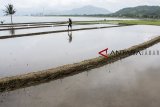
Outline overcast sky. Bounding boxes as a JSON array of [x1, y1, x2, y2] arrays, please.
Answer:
[[0, 0, 160, 13]]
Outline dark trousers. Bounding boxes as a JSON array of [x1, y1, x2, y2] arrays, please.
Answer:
[[68, 24, 72, 29]]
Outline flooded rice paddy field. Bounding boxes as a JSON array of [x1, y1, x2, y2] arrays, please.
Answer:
[[0, 43, 159, 107], [0, 24, 117, 36], [0, 16, 136, 23], [0, 16, 160, 107], [0, 25, 160, 78]]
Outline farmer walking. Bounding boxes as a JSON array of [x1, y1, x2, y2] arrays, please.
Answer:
[[68, 18, 72, 31]]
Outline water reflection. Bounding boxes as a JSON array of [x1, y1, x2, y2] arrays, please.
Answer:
[[0, 20, 5, 24], [9, 27, 15, 35], [68, 31, 72, 43], [1, 25, 160, 78], [1, 46, 160, 107]]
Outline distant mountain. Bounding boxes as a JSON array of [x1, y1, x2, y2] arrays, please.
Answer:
[[110, 5, 160, 18], [0, 5, 110, 16], [56, 5, 110, 15]]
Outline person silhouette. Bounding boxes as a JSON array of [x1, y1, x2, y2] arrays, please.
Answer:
[[68, 18, 72, 31]]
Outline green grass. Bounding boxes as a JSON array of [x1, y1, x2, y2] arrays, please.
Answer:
[[110, 20, 160, 26], [74, 20, 160, 26]]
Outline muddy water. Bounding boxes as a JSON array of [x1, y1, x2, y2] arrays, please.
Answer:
[[0, 44, 160, 107], [0, 25, 160, 78]]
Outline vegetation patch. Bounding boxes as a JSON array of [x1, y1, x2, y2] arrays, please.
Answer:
[[75, 20, 160, 26]]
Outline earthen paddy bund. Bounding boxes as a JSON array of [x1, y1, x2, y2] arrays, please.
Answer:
[[0, 17, 160, 107]]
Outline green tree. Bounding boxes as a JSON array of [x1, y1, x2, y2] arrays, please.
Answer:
[[4, 4, 16, 25]]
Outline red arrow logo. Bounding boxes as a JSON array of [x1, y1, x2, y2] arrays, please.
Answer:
[[99, 48, 108, 59]]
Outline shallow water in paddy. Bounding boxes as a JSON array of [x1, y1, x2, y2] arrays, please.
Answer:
[[0, 25, 160, 78], [0, 44, 159, 107], [0, 24, 117, 36]]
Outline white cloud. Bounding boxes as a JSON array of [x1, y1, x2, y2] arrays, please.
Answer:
[[0, 0, 160, 12]]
